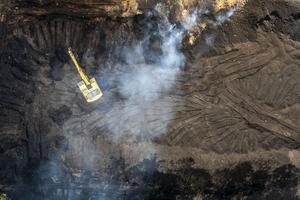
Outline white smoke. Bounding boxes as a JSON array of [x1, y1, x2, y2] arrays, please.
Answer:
[[104, 4, 199, 144], [215, 7, 236, 26], [106, 4, 237, 142], [203, 7, 236, 46]]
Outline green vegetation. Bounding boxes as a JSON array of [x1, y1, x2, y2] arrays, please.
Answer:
[[0, 193, 10, 200]]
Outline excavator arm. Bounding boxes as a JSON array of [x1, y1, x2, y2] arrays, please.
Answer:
[[67, 48, 90, 85]]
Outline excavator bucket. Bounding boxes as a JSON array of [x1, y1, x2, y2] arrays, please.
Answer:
[[67, 48, 103, 103], [77, 78, 103, 103]]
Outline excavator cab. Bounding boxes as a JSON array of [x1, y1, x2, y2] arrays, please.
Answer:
[[67, 48, 103, 103]]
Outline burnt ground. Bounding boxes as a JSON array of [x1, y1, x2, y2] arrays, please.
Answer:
[[0, 0, 300, 199]]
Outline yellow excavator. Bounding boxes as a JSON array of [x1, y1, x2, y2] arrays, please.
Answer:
[[67, 48, 103, 103]]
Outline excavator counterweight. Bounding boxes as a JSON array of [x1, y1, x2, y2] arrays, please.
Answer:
[[67, 48, 103, 103]]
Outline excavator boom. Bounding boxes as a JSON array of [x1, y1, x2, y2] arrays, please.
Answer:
[[67, 48, 90, 85]]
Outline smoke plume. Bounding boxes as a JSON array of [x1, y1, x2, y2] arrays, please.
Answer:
[[104, 4, 199, 144]]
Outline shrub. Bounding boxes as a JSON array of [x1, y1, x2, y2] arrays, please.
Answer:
[[0, 193, 10, 200]]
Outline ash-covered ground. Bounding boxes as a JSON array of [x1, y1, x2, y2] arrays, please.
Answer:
[[0, 0, 300, 199]]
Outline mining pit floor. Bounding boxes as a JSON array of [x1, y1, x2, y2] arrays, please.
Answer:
[[0, 0, 300, 199]]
